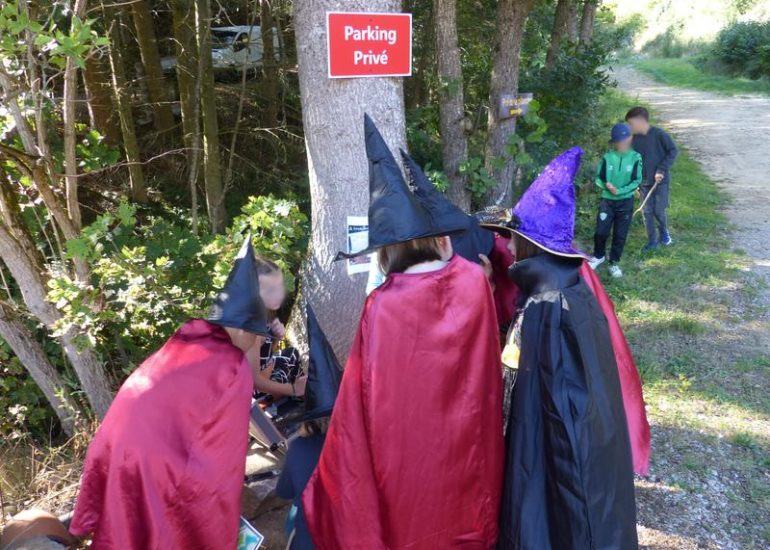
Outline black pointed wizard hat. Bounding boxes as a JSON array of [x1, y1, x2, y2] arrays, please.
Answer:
[[207, 235, 270, 336], [334, 114, 467, 261], [400, 150, 494, 264], [300, 304, 343, 422]]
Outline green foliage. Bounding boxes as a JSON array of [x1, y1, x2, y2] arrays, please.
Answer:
[[520, 43, 613, 181], [710, 20, 770, 79], [0, 2, 106, 69], [0, 343, 54, 438], [51, 196, 309, 379], [632, 57, 770, 96]]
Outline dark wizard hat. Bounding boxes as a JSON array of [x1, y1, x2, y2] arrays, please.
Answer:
[[207, 235, 270, 336], [334, 114, 468, 261], [480, 147, 586, 259], [400, 150, 494, 263], [300, 304, 343, 422]]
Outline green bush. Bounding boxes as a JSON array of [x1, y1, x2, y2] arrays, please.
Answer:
[[51, 196, 309, 382], [711, 20, 770, 79]]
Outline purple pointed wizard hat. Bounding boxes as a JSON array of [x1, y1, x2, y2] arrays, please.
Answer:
[[480, 147, 585, 258]]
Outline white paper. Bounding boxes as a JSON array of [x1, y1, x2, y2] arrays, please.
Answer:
[[346, 216, 372, 275], [238, 516, 264, 549]]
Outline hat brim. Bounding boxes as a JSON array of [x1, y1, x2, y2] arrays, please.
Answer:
[[334, 227, 467, 262], [479, 224, 586, 259]]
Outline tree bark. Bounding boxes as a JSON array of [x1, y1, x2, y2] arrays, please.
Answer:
[[0, 180, 113, 418], [171, 0, 202, 223], [62, 0, 88, 231], [579, 0, 599, 45], [545, 0, 573, 69], [482, 0, 536, 207], [0, 300, 78, 435], [567, 1, 579, 43], [195, 0, 227, 233], [104, 5, 148, 202], [83, 53, 121, 145], [260, 0, 279, 128], [434, 0, 470, 211], [294, 0, 407, 360], [130, 0, 175, 142]]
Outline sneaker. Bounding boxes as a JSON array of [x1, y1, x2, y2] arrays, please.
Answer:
[[588, 256, 606, 270], [609, 264, 623, 278], [660, 231, 673, 246], [642, 241, 659, 253]]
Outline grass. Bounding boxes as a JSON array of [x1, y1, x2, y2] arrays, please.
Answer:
[[629, 57, 770, 96], [577, 89, 770, 546]]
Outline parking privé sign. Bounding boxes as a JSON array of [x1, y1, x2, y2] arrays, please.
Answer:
[[326, 12, 412, 78]]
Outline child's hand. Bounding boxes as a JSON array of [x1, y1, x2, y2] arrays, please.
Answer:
[[292, 375, 308, 397], [606, 183, 618, 195], [654, 171, 664, 183], [270, 318, 286, 340], [260, 358, 275, 380]]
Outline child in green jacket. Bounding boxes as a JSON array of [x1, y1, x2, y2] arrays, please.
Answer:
[[589, 122, 643, 278]]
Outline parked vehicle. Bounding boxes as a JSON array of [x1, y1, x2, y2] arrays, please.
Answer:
[[161, 25, 279, 77]]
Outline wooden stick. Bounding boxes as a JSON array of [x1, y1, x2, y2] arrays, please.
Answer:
[[633, 179, 660, 218]]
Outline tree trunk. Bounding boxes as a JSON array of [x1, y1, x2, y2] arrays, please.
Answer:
[[434, 0, 470, 211], [195, 0, 227, 233], [545, 0, 573, 69], [294, 0, 407, 360], [62, 0, 88, 231], [260, 0, 279, 128], [130, 0, 175, 142], [0, 300, 78, 435], [482, 0, 535, 207], [567, 1, 579, 43], [171, 0, 202, 221], [83, 53, 121, 145], [104, 5, 148, 202], [405, 6, 434, 111], [0, 186, 113, 419], [579, 0, 599, 45]]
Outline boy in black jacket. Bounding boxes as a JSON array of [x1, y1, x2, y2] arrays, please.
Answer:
[[626, 106, 678, 250]]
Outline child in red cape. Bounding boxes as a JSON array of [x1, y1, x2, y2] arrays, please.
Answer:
[[302, 115, 504, 549], [69, 237, 270, 549]]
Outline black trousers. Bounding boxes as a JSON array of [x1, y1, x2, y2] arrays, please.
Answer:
[[594, 198, 634, 263]]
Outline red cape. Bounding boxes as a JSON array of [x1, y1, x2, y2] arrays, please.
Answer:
[[303, 256, 504, 549], [489, 235, 519, 326], [70, 320, 253, 549], [579, 263, 651, 475]]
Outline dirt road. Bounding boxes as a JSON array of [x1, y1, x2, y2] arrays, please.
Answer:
[[614, 66, 770, 299], [614, 67, 770, 549]]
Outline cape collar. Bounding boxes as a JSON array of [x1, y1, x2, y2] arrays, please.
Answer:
[[508, 254, 582, 297]]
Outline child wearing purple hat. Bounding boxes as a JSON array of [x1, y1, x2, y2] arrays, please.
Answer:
[[480, 148, 638, 550]]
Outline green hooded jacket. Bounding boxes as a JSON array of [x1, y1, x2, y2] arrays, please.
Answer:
[[595, 149, 643, 200]]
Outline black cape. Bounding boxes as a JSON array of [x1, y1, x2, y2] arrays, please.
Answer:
[[499, 254, 637, 550]]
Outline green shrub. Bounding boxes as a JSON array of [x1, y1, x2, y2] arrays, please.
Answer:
[[51, 196, 309, 382], [711, 20, 770, 79]]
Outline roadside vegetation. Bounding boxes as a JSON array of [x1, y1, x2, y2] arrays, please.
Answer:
[[575, 90, 770, 547], [630, 57, 770, 96]]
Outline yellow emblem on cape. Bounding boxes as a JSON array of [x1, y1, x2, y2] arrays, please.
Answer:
[[501, 340, 520, 370]]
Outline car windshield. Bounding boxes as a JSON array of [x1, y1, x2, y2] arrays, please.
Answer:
[[211, 30, 238, 48]]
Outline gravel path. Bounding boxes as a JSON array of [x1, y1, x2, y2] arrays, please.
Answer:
[[614, 66, 770, 549], [614, 66, 770, 304]]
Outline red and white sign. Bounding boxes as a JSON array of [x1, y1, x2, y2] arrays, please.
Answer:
[[326, 12, 412, 79]]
